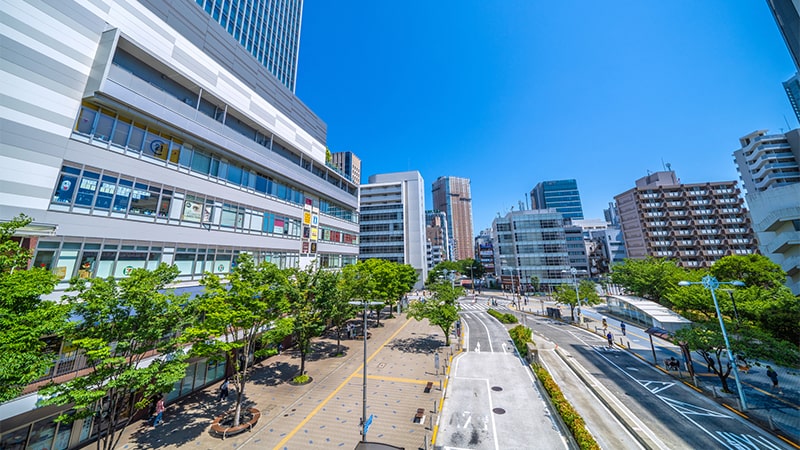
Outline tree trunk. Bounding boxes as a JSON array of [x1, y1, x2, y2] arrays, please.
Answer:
[[336, 328, 342, 355], [299, 346, 306, 375], [233, 390, 243, 427]]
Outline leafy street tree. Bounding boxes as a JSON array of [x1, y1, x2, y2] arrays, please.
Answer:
[[427, 260, 460, 285], [283, 265, 329, 380], [185, 254, 288, 427], [41, 264, 189, 450], [0, 214, 68, 402], [458, 259, 485, 286], [319, 271, 358, 356], [552, 280, 602, 321], [610, 257, 688, 306], [407, 281, 464, 346]]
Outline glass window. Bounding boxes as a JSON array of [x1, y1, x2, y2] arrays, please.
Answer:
[[255, 175, 267, 193], [75, 171, 99, 206], [220, 205, 243, 228], [111, 117, 131, 147], [94, 111, 114, 141], [174, 253, 194, 275], [94, 175, 117, 210], [96, 251, 116, 278], [217, 161, 228, 180], [182, 195, 205, 223], [210, 158, 220, 177], [128, 123, 145, 152], [143, 132, 168, 161], [130, 184, 158, 216], [114, 252, 147, 278], [77, 251, 97, 279], [158, 190, 172, 218], [169, 139, 183, 165], [1, 426, 29, 450], [27, 416, 56, 450], [53, 172, 78, 204], [194, 254, 206, 275], [53, 418, 73, 450], [191, 151, 211, 174], [147, 252, 161, 270], [226, 164, 242, 185], [75, 106, 97, 135], [113, 179, 133, 212]]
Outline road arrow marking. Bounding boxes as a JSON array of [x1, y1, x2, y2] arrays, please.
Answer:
[[658, 396, 732, 418]]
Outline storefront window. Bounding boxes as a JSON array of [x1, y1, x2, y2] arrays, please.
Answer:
[[0, 427, 28, 450], [33, 250, 55, 271], [55, 244, 81, 280], [174, 254, 194, 276], [147, 252, 161, 270], [114, 252, 147, 278], [77, 251, 97, 279], [96, 251, 116, 278]]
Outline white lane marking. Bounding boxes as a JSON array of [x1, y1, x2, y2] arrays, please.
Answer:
[[470, 312, 495, 353], [475, 341, 481, 353], [484, 378, 500, 450]]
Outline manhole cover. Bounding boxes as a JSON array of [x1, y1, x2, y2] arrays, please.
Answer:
[[492, 408, 506, 414], [491, 386, 503, 391]]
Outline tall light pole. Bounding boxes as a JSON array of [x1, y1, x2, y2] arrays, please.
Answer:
[[678, 275, 747, 410], [348, 299, 382, 441]]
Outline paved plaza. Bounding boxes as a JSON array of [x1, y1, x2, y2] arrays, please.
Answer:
[[116, 312, 450, 450]]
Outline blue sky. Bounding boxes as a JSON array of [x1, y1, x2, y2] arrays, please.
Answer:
[[296, 1, 797, 232]]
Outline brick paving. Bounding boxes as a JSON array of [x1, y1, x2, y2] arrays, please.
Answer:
[[116, 312, 449, 450]]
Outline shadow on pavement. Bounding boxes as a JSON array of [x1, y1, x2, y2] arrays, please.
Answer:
[[388, 335, 443, 353]]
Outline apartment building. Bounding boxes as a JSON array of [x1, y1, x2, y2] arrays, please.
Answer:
[[614, 171, 758, 268]]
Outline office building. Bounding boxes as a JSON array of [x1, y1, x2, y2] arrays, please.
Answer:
[[614, 171, 758, 268], [733, 129, 800, 294], [426, 210, 450, 268], [1, 1, 359, 445], [194, 0, 303, 92], [784, 73, 800, 124], [767, 0, 800, 71], [565, 224, 590, 275], [432, 176, 474, 261], [492, 209, 570, 291], [359, 172, 427, 287], [475, 228, 496, 277], [530, 179, 585, 221], [330, 151, 362, 186]]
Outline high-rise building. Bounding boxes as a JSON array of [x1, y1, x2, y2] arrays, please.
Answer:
[[0, 1, 359, 441], [432, 176, 474, 261], [330, 151, 362, 186], [474, 228, 496, 277], [492, 209, 570, 291], [359, 172, 427, 287], [733, 129, 800, 294], [530, 179, 584, 221], [192, 0, 304, 92], [784, 73, 800, 124], [614, 171, 758, 268], [767, 0, 800, 71], [426, 210, 450, 268]]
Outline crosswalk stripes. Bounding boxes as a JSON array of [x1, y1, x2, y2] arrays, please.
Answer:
[[458, 302, 511, 312]]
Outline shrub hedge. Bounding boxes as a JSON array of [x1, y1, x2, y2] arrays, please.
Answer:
[[487, 308, 517, 324], [533, 365, 600, 450]]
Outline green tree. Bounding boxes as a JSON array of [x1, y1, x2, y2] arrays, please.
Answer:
[[185, 254, 288, 427], [458, 259, 485, 287], [319, 271, 358, 356], [610, 257, 687, 305], [710, 254, 787, 290], [0, 214, 68, 402], [283, 265, 329, 379], [41, 264, 189, 450], [552, 280, 602, 321], [426, 260, 460, 285], [407, 281, 463, 346]]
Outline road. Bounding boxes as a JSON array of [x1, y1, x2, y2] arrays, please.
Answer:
[[521, 302, 791, 450], [435, 298, 568, 450]]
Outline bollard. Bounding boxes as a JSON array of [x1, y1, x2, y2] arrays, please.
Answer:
[[768, 415, 776, 431], [434, 400, 438, 413], [439, 379, 443, 391], [428, 413, 433, 430], [711, 386, 718, 398], [424, 433, 429, 450], [693, 375, 698, 386]]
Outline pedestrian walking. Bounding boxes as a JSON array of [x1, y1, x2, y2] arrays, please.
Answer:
[[766, 366, 782, 393], [218, 378, 229, 402], [606, 332, 614, 349], [620, 321, 626, 336], [153, 396, 165, 426]]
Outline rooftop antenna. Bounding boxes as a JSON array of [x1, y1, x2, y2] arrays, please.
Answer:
[[661, 158, 666, 171], [518, 200, 525, 211], [524, 192, 529, 210], [666, 162, 672, 172]]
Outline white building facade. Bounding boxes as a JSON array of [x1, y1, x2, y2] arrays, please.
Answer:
[[359, 172, 428, 287]]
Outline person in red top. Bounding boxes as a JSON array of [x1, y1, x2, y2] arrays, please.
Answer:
[[154, 397, 165, 426]]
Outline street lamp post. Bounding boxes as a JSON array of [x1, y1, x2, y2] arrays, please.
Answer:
[[348, 300, 383, 441], [678, 275, 747, 410]]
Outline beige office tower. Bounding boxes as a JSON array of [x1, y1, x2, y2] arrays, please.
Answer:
[[432, 176, 475, 261], [614, 171, 758, 268]]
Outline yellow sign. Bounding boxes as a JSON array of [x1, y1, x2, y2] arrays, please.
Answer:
[[310, 227, 318, 241], [54, 266, 67, 280], [303, 211, 311, 225]]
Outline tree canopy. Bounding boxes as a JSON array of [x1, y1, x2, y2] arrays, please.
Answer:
[[610, 257, 688, 306], [0, 215, 68, 403], [41, 264, 189, 450], [407, 281, 464, 346], [552, 279, 603, 321]]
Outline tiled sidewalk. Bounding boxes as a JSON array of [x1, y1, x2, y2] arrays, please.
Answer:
[[116, 312, 448, 450]]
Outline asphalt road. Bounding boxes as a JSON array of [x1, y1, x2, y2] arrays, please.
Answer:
[[435, 300, 568, 450], [528, 312, 791, 450]]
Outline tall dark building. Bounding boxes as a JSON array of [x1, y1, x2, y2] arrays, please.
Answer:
[[767, 0, 800, 71]]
